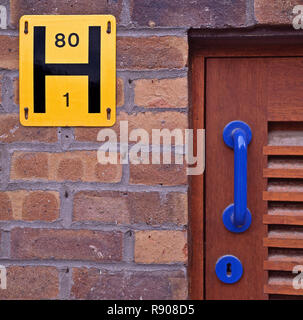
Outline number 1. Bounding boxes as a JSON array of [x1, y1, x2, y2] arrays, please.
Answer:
[[63, 92, 69, 107]]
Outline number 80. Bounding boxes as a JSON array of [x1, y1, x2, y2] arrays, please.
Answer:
[[55, 33, 79, 48]]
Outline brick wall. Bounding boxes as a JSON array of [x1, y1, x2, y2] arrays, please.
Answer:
[[0, 0, 298, 299]]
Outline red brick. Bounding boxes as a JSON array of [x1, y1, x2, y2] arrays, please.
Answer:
[[10, 0, 123, 28], [10, 152, 49, 180], [73, 191, 188, 225], [0, 192, 12, 220], [10, 151, 122, 182], [135, 230, 187, 263], [0, 266, 59, 300], [117, 77, 124, 107], [74, 127, 104, 142], [50, 151, 121, 183], [130, 0, 247, 28], [255, 0, 300, 25], [73, 191, 130, 224], [114, 110, 188, 137], [94, 162, 122, 182], [71, 268, 187, 299], [0, 191, 59, 221], [22, 191, 59, 221], [57, 158, 84, 181], [117, 36, 188, 70], [0, 114, 57, 143], [11, 228, 123, 261], [0, 35, 18, 70], [134, 78, 188, 108], [13, 77, 18, 105], [130, 160, 187, 186], [0, 74, 3, 104], [74, 111, 188, 144], [128, 192, 188, 225]]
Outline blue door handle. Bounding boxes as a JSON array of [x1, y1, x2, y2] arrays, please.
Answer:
[[222, 121, 252, 233]]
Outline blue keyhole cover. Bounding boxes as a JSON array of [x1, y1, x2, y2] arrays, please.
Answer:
[[215, 255, 243, 284]]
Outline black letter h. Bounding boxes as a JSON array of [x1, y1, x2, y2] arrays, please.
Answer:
[[33, 26, 101, 113]]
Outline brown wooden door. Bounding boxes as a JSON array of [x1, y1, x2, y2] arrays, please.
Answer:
[[202, 56, 303, 299]]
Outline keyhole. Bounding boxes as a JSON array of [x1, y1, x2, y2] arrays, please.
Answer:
[[226, 263, 232, 276]]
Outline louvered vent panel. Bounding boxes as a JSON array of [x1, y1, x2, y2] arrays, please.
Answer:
[[263, 122, 303, 298]]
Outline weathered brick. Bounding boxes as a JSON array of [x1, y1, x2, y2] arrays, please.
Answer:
[[0, 35, 18, 70], [73, 191, 130, 224], [121, 111, 188, 136], [74, 111, 188, 144], [134, 78, 188, 108], [10, 152, 49, 180], [0, 266, 59, 300], [14, 77, 124, 107], [0, 114, 57, 143], [71, 268, 187, 299], [0, 190, 59, 221], [10, 0, 123, 27], [130, 160, 187, 186], [10, 151, 122, 182], [11, 228, 123, 261], [117, 77, 124, 107], [57, 158, 83, 181], [130, 0, 247, 28], [135, 230, 187, 264], [13, 77, 18, 105], [94, 161, 122, 182], [117, 36, 188, 70], [129, 192, 188, 225], [0, 192, 12, 220], [255, 0, 301, 25], [73, 191, 188, 225], [74, 127, 104, 142], [0, 74, 3, 105], [22, 191, 59, 221]]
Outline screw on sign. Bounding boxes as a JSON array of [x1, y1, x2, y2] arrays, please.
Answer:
[[19, 15, 116, 127]]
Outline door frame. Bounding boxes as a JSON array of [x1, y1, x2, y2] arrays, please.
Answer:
[[189, 30, 303, 300]]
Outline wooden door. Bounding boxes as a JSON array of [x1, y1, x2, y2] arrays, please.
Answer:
[[205, 58, 267, 299], [190, 41, 303, 299]]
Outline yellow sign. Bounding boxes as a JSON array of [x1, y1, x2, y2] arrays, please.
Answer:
[[19, 15, 116, 126]]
